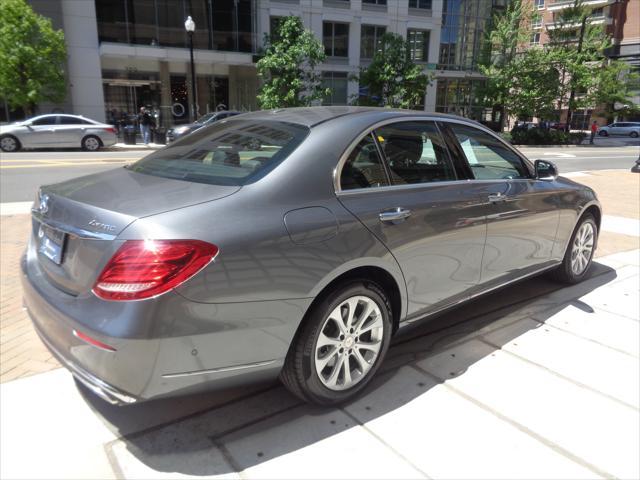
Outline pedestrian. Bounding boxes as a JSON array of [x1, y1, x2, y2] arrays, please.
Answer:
[[138, 106, 153, 146], [590, 120, 598, 145]]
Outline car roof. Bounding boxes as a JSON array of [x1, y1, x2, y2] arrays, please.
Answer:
[[231, 107, 481, 128]]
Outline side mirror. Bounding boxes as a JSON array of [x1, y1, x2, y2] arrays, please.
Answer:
[[534, 159, 558, 180]]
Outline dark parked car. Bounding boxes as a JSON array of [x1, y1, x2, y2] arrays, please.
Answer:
[[166, 111, 241, 142], [23, 107, 601, 406]]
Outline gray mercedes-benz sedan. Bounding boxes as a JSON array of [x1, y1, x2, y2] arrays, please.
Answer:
[[22, 107, 601, 406]]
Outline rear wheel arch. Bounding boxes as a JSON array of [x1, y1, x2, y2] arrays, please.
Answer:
[[302, 265, 404, 337]]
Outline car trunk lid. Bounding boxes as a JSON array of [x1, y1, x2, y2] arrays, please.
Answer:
[[32, 167, 239, 295]]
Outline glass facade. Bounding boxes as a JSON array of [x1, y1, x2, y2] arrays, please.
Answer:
[[435, 78, 489, 121], [439, 0, 503, 71], [95, 0, 255, 53]]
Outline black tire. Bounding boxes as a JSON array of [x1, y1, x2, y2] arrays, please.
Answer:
[[280, 280, 393, 405], [0, 135, 21, 152], [82, 135, 102, 151], [551, 214, 598, 284], [630, 131, 638, 138], [598, 130, 608, 136]]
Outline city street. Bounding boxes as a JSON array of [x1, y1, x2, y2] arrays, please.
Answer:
[[1, 143, 639, 203]]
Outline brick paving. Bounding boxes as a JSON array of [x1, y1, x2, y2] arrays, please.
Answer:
[[0, 215, 59, 382], [0, 170, 638, 384]]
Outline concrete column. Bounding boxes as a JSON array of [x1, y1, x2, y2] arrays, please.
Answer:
[[425, 78, 437, 112], [159, 61, 171, 128], [61, 0, 105, 122]]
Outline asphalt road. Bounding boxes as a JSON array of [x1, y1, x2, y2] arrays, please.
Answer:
[[1, 145, 639, 203]]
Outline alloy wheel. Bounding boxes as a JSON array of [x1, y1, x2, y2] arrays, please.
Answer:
[[571, 222, 594, 275], [1, 137, 17, 152], [314, 295, 384, 391], [84, 137, 100, 151]]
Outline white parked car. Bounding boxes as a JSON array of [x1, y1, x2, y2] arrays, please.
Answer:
[[0, 114, 117, 152], [597, 122, 640, 138]]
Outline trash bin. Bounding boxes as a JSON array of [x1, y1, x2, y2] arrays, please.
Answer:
[[154, 127, 166, 145], [123, 125, 136, 145]]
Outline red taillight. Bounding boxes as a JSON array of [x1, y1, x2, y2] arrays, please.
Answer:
[[104, 127, 116, 134], [93, 240, 218, 301]]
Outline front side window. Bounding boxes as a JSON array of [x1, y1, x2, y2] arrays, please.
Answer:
[[58, 116, 92, 125], [323, 22, 349, 57], [340, 134, 389, 190], [361, 25, 386, 58], [408, 29, 430, 62], [130, 120, 309, 186], [448, 123, 529, 180], [375, 122, 456, 184]]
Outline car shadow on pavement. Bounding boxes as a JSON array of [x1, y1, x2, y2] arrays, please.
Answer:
[[76, 261, 620, 477]]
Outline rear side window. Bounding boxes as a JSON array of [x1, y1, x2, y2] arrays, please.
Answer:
[[340, 134, 390, 190], [448, 123, 529, 180], [375, 121, 456, 184], [59, 116, 92, 125], [31, 117, 57, 126], [130, 120, 309, 186]]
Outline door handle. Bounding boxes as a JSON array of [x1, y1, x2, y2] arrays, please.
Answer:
[[379, 208, 412, 224], [488, 193, 506, 203]]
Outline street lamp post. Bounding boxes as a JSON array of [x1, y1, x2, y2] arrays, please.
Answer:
[[185, 16, 197, 122]]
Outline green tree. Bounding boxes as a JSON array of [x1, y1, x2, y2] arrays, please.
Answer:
[[353, 33, 432, 109], [545, 0, 624, 128], [508, 48, 559, 120], [478, 0, 532, 129], [0, 0, 66, 116], [257, 16, 328, 109]]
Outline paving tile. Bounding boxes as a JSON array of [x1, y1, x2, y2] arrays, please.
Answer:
[[345, 366, 597, 479], [532, 303, 639, 357], [482, 318, 639, 407], [415, 340, 640, 479], [219, 406, 425, 479]]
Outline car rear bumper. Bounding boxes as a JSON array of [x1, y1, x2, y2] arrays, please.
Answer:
[[21, 249, 309, 404]]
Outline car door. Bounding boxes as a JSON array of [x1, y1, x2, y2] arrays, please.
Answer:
[[442, 122, 560, 287], [55, 115, 86, 146], [24, 116, 58, 147], [336, 120, 489, 321], [609, 123, 622, 135]]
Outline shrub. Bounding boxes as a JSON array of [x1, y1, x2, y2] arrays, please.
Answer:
[[509, 127, 586, 145]]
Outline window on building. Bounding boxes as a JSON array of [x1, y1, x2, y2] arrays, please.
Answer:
[[362, 0, 387, 4], [590, 7, 604, 18], [408, 29, 430, 62], [409, 0, 432, 9], [270, 16, 283, 40], [531, 15, 543, 29], [361, 25, 386, 58], [535, 0, 544, 9], [322, 72, 348, 105], [323, 22, 349, 57], [530, 33, 541, 45]]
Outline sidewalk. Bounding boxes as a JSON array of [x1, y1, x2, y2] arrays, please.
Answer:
[[1, 248, 638, 479]]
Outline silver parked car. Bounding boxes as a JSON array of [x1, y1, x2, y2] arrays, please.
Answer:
[[0, 114, 117, 152], [597, 121, 640, 138], [22, 107, 601, 406]]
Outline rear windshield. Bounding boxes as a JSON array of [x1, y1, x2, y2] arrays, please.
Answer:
[[129, 120, 309, 186]]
